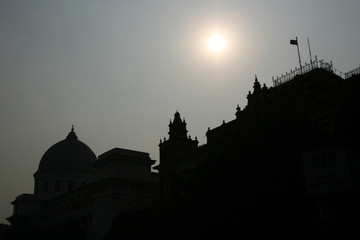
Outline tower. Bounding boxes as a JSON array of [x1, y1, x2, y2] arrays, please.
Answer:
[[158, 111, 198, 167]]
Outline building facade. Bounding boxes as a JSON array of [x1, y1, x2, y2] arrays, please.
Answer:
[[7, 128, 158, 240], [153, 65, 360, 239]]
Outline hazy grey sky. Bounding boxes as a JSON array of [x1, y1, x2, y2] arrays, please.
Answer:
[[1, 0, 359, 223]]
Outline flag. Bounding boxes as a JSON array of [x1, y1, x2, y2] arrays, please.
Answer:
[[290, 39, 298, 45]]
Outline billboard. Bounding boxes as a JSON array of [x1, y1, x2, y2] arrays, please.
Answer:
[[302, 147, 351, 195]]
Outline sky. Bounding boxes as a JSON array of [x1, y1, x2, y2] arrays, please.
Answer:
[[1, 0, 360, 223]]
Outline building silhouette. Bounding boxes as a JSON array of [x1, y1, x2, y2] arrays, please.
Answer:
[[7, 128, 158, 240], [151, 62, 360, 239], [7, 59, 360, 239]]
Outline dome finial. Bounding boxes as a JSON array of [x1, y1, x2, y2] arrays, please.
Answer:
[[66, 125, 78, 140]]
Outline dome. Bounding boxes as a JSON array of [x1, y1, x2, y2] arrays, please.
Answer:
[[36, 127, 97, 175]]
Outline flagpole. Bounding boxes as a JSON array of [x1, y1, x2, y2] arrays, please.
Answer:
[[307, 37, 313, 67], [296, 37, 303, 73]]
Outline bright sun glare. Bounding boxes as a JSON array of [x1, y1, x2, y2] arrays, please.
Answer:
[[208, 34, 226, 53]]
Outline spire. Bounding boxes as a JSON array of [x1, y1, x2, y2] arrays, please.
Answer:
[[253, 74, 261, 93], [173, 111, 182, 123], [168, 111, 188, 140], [66, 125, 78, 140]]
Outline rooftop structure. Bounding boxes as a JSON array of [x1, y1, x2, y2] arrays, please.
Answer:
[[272, 56, 360, 86]]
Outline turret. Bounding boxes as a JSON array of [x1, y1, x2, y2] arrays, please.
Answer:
[[159, 112, 198, 167], [247, 75, 268, 107], [168, 111, 188, 141]]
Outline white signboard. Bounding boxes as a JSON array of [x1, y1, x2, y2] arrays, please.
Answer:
[[302, 147, 351, 194]]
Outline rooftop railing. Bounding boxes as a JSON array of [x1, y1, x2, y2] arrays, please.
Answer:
[[345, 66, 360, 79], [272, 56, 346, 87]]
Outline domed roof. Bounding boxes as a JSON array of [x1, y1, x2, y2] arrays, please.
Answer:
[[36, 127, 97, 174]]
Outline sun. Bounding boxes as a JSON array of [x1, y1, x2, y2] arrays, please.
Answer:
[[208, 34, 226, 53]]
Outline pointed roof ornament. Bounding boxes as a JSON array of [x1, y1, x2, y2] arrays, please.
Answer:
[[66, 125, 78, 140], [262, 83, 268, 90], [236, 104, 242, 119], [253, 74, 261, 93], [173, 111, 182, 123]]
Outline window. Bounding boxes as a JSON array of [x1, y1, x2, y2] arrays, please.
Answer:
[[163, 176, 172, 198], [43, 181, 49, 193], [319, 119, 335, 136], [67, 181, 74, 192], [54, 181, 61, 192]]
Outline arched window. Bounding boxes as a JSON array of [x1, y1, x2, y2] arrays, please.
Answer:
[[67, 181, 74, 192], [54, 180, 61, 192]]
